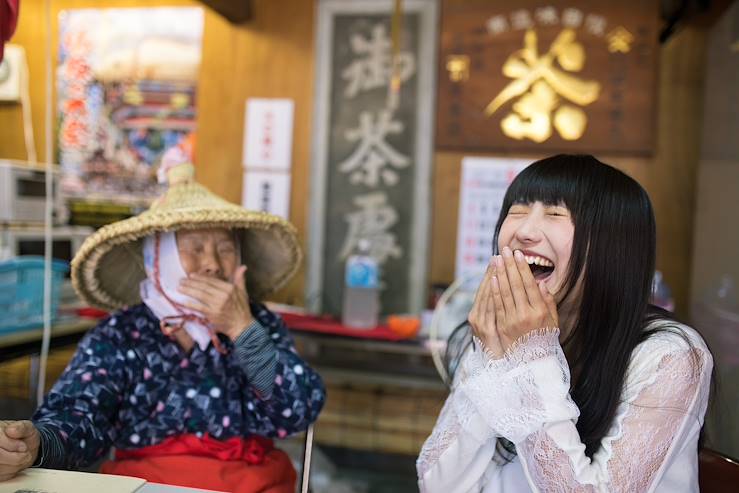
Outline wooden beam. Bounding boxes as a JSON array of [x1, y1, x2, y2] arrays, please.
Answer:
[[660, 0, 735, 42], [197, 0, 252, 24]]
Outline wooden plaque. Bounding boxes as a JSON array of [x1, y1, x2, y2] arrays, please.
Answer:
[[436, 1, 660, 154]]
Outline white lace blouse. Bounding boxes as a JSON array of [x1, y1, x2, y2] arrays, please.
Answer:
[[417, 322, 712, 493]]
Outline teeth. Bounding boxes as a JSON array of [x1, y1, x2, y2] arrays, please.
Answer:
[[524, 255, 553, 268]]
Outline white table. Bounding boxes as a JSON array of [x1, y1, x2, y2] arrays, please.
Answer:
[[138, 483, 224, 493]]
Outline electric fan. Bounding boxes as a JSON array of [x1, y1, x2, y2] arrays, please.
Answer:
[[428, 270, 484, 385]]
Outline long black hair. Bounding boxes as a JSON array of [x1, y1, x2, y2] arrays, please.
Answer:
[[446, 154, 707, 460]]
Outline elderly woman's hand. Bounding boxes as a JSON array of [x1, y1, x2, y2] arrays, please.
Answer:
[[177, 265, 256, 341], [0, 420, 39, 482]]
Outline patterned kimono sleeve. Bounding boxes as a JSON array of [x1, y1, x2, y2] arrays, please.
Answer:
[[31, 321, 129, 469], [239, 303, 326, 438]]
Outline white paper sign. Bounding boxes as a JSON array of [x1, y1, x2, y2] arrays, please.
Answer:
[[455, 157, 531, 279], [242, 98, 294, 170], [242, 170, 291, 220]]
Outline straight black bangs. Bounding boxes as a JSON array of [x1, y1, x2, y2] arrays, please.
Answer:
[[501, 154, 595, 211]]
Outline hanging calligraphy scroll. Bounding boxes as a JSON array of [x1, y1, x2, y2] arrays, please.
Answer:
[[437, 1, 659, 154], [307, 0, 438, 317]]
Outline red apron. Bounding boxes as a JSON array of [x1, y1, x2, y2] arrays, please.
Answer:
[[101, 434, 296, 493]]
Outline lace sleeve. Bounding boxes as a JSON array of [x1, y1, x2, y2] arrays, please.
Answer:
[[417, 328, 575, 492], [417, 347, 501, 492], [458, 328, 580, 444], [514, 334, 712, 492]]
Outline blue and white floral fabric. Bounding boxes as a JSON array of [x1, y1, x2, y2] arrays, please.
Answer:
[[32, 302, 325, 469]]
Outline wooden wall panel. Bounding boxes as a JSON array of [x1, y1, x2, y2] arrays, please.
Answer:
[[0, 1, 705, 315], [691, 2, 739, 460], [0, 0, 54, 162], [691, 1, 739, 307], [651, 28, 706, 315], [195, 0, 316, 305]]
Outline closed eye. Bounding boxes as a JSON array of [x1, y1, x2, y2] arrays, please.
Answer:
[[508, 205, 530, 215], [218, 245, 236, 255]]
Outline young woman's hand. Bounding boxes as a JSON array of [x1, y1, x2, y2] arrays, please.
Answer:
[[177, 265, 255, 341], [491, 247, 559, 352], [468, 258, 505, 359], [0, 420, 39, 481]]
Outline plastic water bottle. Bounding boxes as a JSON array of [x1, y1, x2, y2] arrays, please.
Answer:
[[712, 275, 738, 311], [342, 239, 380, 329], [651, 271, 675, 312]]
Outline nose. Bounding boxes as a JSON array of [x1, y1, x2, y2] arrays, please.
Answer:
[[514, 213, 543, 244], [199, 247, 224, 278]]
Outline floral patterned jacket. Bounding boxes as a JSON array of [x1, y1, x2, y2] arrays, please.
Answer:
[[32, 302, 325, 469]]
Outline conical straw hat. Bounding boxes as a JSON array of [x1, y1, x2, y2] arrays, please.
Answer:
[[71, 163, 301, 310]]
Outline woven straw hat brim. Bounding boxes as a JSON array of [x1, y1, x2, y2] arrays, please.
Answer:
[[71, 183, 301, 311]]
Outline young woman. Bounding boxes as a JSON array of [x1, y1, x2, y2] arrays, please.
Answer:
[[417, 154, 713, 492]]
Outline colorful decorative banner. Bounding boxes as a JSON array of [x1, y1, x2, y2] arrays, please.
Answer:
[[307, 0, 438, 317], [437, 1, 659, 154], [57, 8, 203, 199]]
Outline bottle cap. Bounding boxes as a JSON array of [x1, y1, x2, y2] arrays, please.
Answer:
[[357, 238, 371, 254]]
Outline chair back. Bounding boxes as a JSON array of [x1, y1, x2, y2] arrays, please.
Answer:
[[699, 448, 739, 492], [298, 423, 315, 493]]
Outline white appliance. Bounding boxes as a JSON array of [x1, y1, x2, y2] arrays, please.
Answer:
[[0, 44, 24, 102], [0, 160, 66, 224], [0, 225, 93, 270], [428, 270, 484, 385]]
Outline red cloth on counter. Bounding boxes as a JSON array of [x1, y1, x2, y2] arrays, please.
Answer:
[[278, 311, 406, 341]]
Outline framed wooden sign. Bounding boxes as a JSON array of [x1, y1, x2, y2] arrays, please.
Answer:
[[437, 1, 659, 154], [307, 0, 438, 317]]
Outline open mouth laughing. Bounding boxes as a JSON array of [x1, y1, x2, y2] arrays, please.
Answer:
[[521, 252, 555, 281]]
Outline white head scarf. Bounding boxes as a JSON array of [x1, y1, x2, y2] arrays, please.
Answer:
[[140, 231, 214, 351]]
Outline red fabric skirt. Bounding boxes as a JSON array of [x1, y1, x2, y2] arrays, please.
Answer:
[[101, 434, 296, 493]]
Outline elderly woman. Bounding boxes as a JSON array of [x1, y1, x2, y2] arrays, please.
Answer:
[[0, 161, 325, 492]]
